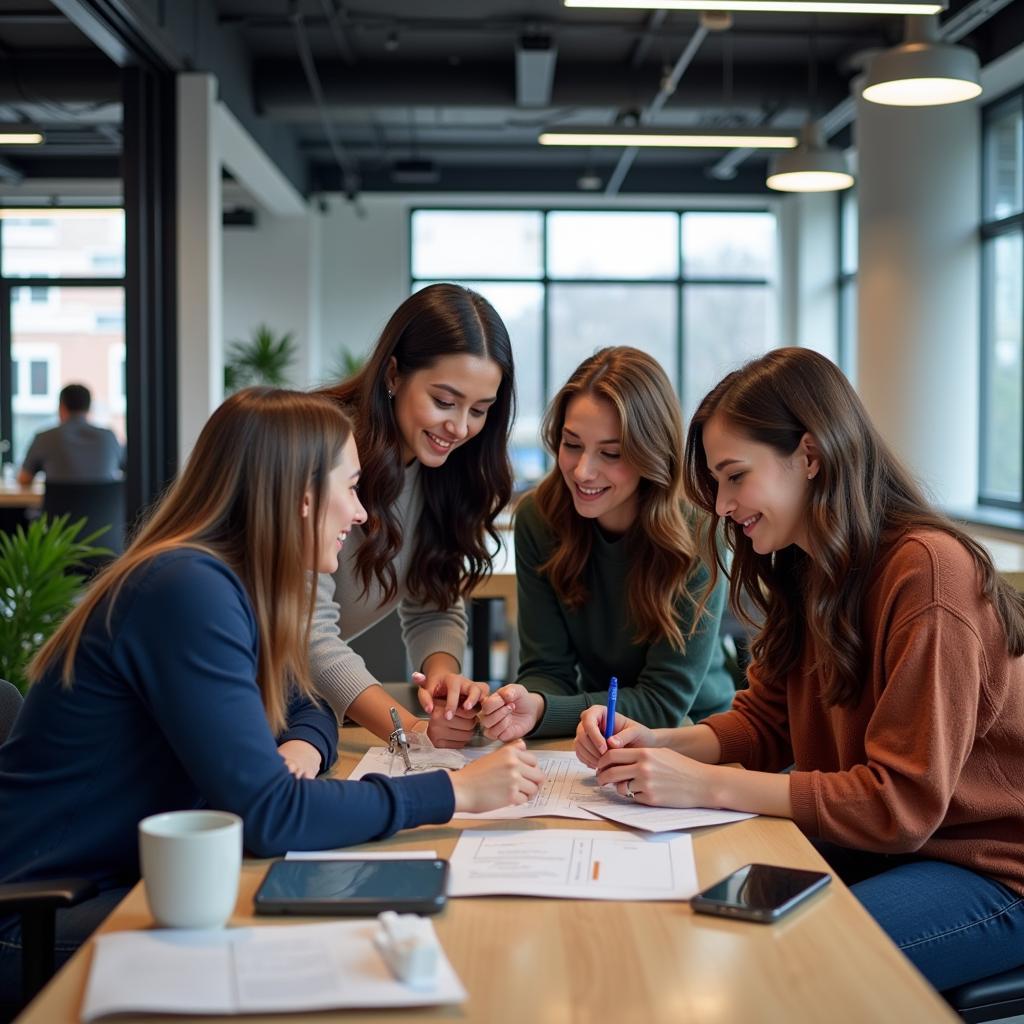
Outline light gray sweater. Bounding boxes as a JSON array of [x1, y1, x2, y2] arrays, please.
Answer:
[[310, 461, 468, 720]]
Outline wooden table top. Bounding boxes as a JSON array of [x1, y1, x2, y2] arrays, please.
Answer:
[[0, 482, 42, 509], [17, 729, 956, 1024]]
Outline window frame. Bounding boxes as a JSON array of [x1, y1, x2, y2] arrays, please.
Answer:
[[408, 205, 774, 404], [0, 208, 127, 466], [979, 88, 1024, 511]]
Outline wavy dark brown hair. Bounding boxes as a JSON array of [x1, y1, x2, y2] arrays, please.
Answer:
[[321, 283, 514, 609], [683, 347, 1024, 707], [530, 346, 700, 651], [30, 388, 352, 733]]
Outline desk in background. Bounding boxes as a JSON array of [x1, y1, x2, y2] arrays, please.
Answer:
[[0, 482, 42, 534], [16, 729, 956, 1024]]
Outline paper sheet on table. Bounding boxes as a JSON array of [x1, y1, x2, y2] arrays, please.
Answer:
[[447, 829, 698, 900], [286, 849, 438, 860], [349, 746, 616, 820], [81, 920, 466, 1021], [579, 798, 756, 833]]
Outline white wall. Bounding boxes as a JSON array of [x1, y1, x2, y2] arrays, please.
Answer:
[[222, 209, 321, 386]]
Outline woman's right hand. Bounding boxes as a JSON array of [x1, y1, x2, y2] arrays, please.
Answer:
[[575, 706, 657, 769], [448, 741, 545, 814]]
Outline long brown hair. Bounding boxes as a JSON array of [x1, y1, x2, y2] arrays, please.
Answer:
[[531, 346, 699, 651], [29, 388, 353, 733], [683, 346, 1024, 707], [321, 283, 514, 609]]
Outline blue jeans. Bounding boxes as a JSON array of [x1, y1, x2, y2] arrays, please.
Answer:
[[813, 842, 1024, 992], [0, 886, 129, 1020]]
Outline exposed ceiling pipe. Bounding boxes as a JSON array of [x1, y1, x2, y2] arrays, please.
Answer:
[[708, 0, 1015, 181], [630, 10, 668, 67], [291, 9, 362, 204], [605, 22, 709, 196], [318, 0, 357, 65]]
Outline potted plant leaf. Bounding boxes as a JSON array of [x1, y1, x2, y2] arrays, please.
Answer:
[[224, 324, 297, 393], [0, 514, 111, 692]]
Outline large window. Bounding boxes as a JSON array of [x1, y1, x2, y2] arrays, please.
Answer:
[[0, 210, 126, 468], [980, 92, 1024, 507], [411, 208, 776, 484]]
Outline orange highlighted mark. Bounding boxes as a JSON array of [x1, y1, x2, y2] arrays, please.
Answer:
[[592, 861, 600, 881]]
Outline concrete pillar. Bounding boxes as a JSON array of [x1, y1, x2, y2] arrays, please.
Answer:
[[176, 73, 222, 462], [776, 192, 840, 360], [855, 87, 980, 507]]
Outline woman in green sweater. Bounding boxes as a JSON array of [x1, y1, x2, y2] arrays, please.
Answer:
[[478, 346, 735, 741]]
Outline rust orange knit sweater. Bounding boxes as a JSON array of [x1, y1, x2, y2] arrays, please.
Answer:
[[704, 529, 1024, 895]]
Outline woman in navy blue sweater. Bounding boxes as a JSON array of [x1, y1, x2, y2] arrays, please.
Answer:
[[0, 388, 542, 1008]]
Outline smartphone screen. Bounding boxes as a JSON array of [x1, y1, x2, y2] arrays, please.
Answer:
[[254, 859, 449, 916], [691, 863, 831, 922]]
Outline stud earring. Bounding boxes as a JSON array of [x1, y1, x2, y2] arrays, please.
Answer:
[[386, 388, 394, 400]]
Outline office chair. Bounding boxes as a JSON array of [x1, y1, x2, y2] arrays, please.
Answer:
[[944, 967, 1024, 1023], [0, 679, 96, 1013], [41, 480, 126, 558]]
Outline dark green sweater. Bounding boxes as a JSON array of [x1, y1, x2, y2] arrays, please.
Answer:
[[515, 493, 735, 738]]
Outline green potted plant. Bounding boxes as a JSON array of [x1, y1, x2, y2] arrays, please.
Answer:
[[0, 514, 110, 692], [224, 324, 297, 393]]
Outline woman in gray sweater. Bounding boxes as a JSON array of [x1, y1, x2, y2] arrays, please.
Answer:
[[280, 285, 516, 772]]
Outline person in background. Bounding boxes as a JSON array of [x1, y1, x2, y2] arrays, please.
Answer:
[[579, 347, 1024, 993], [478, 346, 734, 741], [287, 283, 516, 770], [0, 387, 543, 1010], [17, 383, 123, 485]]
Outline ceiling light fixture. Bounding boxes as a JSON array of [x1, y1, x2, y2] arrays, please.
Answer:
[[861, 15, 981, 106], [564, 1, 945, 14], [0, 125, 44, 146], [766, 122, 854, 191], [539, 128, 798, 149]]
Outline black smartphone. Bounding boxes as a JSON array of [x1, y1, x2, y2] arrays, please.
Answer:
[[690, 863, 831, 923], [253, 859, 449, 916]]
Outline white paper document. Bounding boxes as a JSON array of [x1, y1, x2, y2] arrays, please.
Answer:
[[579, 799, 756, 833], [350, 747, 612, 821], [80, 920, 466, 1021], [447, 829, 699, 900]]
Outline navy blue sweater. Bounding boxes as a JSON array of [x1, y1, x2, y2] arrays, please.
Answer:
[[0, 550, 454, 892]]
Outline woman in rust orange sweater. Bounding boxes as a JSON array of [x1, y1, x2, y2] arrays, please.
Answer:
[[575, 347, 1024, 993]]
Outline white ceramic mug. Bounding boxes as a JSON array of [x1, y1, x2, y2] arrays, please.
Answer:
[[138, 809, 242, 929]]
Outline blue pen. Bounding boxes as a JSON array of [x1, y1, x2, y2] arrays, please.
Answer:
[[604, 676, 619, 741]]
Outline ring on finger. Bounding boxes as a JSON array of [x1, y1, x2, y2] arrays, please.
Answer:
[[625, 781, 635, 799]]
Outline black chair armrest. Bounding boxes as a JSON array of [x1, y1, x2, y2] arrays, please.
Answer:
[[0, 878, 98, 1006], [0, 878, 98, 916]]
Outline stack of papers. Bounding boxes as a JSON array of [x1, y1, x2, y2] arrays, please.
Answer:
[[81, 920, 466, 1021]]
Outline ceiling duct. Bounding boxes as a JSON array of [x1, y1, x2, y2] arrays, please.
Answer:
[[516, 34, 558, 107]]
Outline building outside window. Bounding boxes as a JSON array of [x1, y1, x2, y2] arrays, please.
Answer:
[[411, 208, 777, 485], [0, 209, 126, 467], [980, 91, 1024, 508]]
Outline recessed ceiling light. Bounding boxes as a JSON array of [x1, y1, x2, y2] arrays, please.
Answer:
[[539, 128, 799, 149], [564, 1, 945, 14]]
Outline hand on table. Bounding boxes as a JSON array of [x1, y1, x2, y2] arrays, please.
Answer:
[[277, 739, 322, 780], [414, 670, 488, 748], [449, 740, 545, 813], [574, 706, 657, 769], [595, 747, 712, 807], [478, 684, 545, 742]]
